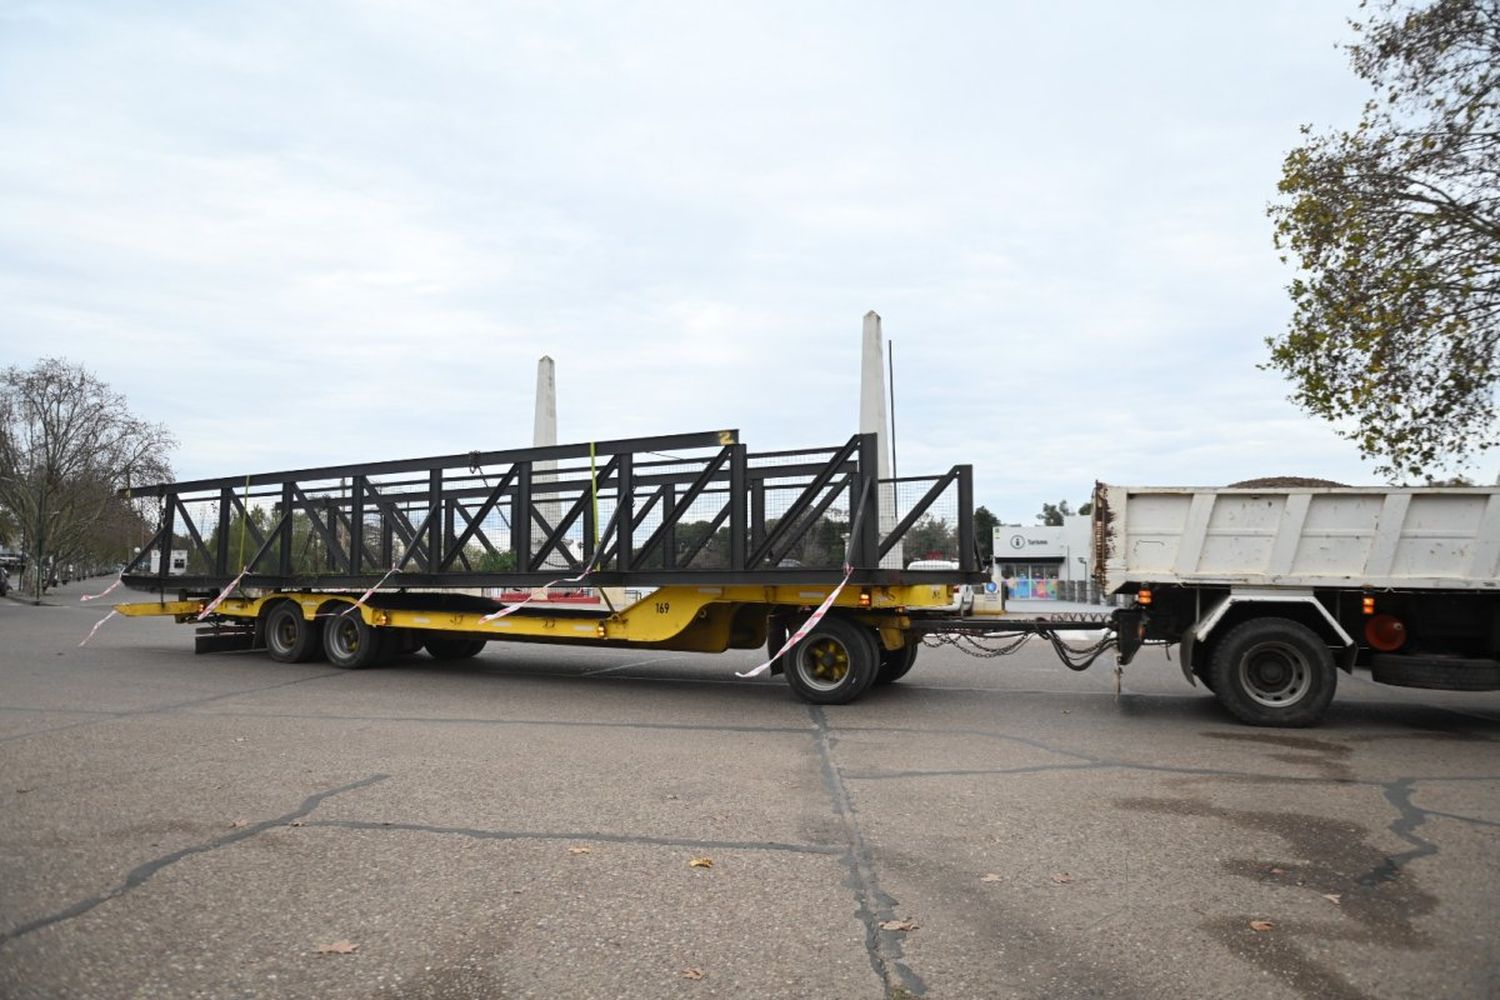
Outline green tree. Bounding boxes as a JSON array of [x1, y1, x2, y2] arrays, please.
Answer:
[[470, 546, 517, 573], [1267, 0, 1500, 478], [974, 505, 999, 562], [1037, 500, 1073, 526], [905, 515, 956, 561]]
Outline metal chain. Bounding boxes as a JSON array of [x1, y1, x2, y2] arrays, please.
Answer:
[[921, 626, 1118, 671], [920, 632, 1035, 658]]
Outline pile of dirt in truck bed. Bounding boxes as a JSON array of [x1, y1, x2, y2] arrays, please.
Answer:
[[1227, 476, 1349, 488]]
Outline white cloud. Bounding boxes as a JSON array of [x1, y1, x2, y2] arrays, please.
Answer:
[[0, 0, 1388, 520]]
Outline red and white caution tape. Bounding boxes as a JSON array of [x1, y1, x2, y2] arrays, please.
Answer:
[[79, 610, 119, 647], [343, 564, 401, 616], [196, 567, 248, 621], [80, 573, 124, 603], [736, 566, 854, 679], [479, 561, 597, 623]]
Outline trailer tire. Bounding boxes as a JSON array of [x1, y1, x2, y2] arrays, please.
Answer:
[[424, 637, 487, 660], [322, 611, 390, 669], [264, 601, 322, 663], [1209, 617, 1336, 728], [784, 616, 878, 705], [875, 642, 919, 685]]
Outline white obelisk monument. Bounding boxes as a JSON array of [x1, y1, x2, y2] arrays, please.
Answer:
[[859, 312, 901, 567], [533, 356, 565, 568]]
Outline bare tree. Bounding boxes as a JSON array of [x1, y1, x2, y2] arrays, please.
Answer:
[[0, 359, 174, 599]]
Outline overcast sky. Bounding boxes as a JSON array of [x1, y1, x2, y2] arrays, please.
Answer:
[[1, 1, 1381, 523]]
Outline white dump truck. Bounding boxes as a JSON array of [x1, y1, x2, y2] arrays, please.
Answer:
[[1093, 483, 1500, 726]]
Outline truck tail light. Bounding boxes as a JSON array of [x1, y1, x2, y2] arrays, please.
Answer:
[[1137, 588, 1152, 606], [1362, 595, 1375, 615], [1364, 614, 1407, 652]]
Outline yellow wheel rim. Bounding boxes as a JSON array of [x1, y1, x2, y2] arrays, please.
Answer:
[[798, 636, 850, 691]]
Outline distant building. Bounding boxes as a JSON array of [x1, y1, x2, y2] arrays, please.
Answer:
[[992, 517, 1091, 599]]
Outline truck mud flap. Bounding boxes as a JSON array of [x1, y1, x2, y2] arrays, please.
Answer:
[[1115, 608, 1145, 665]]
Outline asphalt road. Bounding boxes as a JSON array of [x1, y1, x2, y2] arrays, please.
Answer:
[[2, 582, 1498, 1000]]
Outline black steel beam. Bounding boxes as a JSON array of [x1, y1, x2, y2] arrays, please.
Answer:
[[748, 436, 859, 569], [764, 473, 853, 569], [125, 430, 741, 495], [877, 469, 958, 561], [631, 446, 731, 570], [173, 496, 217, 574], [438, 464, 517, 570]]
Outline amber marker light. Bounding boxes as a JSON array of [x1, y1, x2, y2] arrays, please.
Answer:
[[858, 588, 872, 608], [1137, 588, 1153, 606], [1362, 595, 1376, 615]]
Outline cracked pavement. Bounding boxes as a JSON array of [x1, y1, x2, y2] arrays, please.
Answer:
[[2, 583, 1498, 998]]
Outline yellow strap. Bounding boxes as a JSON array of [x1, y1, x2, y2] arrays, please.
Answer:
[[589, 442, 599, 549]]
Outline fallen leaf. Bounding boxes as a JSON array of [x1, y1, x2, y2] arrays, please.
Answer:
[[16, 788, 35, 794], [1249, 920, 1275, 933], [288, 819, 305, 828], [680, 968, 705, 980], [689, 857, 713, 869], [980, 873, 1003, 883], [1269, 867, 1288, 876], [879, 919, 918, 932], [315, 940, 359, 955], [568, 846, 592, 855], [1050, 872, 1073, 884], [1322, 894, 1342, 905], [229, 819, 248, 829]]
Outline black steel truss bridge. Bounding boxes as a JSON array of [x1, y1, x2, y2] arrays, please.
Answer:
[[121, 430, 982, 594]]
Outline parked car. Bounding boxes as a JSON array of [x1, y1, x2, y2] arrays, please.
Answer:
[[905, 559, 975, 614]]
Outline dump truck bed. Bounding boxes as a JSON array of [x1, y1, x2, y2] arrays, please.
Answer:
[[1093, 484, 1500, 594]]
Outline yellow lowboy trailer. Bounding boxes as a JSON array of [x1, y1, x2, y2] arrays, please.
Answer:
[[113, 430, 987, 704]]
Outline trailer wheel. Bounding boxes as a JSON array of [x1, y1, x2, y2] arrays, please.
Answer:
[[875, 642, 919, 685], [1209, 618, 1336, 727], [322, 612, 390, 669], [784, 616, 878, 704], [264, 601, 322, 663], [424, 637, 487, 660]]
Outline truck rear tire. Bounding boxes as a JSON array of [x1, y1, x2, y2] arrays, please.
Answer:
[[322, 612, 390, 669], [424, 637, 487, 660], [1209, 617, 1336, 727], [264, 601, 322, 663], [1371, 653, 1500, 691], [875, 642, 919, 685], [784, 616, 878, 705]]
